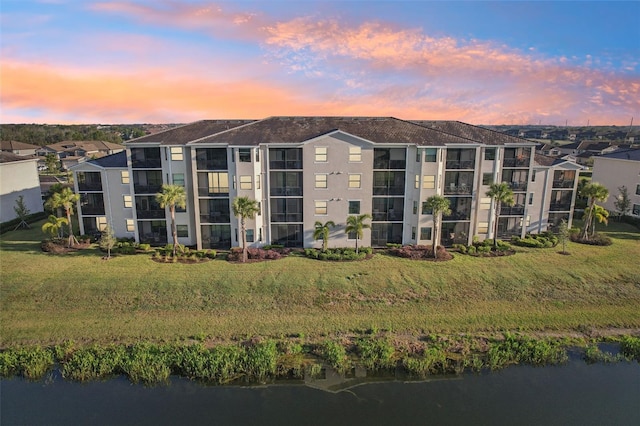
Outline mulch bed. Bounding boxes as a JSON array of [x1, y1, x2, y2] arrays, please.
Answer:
[[388, 245, 454, 261], [41, 240, 92, 254]]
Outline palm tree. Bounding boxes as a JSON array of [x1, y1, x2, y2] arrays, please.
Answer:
[[45, 187, 80, 247], [590, 204, 609, 237], [41, 215, 68, 239], [232, 196, 260, 263], [486, 182, 515, 249], [580, 182, 609, 240], [345, 213, 371, 254], [424, 195, 451, 258], [156, 184, 187, 257], [314, 220, 336, 252]]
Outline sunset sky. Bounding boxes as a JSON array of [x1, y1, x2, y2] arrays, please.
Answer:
[[1, 0, 638, 125]]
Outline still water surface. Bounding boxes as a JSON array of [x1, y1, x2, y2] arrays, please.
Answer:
[[2, 359, 639, 426]]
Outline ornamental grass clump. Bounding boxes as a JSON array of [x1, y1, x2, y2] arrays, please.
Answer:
[[61, 346, 126, 381], [486, 333, 567, 370], [403, 346, 449, 378], [0, 346, 54, 380]]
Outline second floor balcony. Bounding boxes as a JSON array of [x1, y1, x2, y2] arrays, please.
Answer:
[[500, 205, 526, 216], [550, 202, 572, 211], [553, 179, 575, 189], [444, 183, 472, 195], [445, 160, 475, 170], [133, 183, 163, 194], [508, 181, 528, 192], [442, 210, 471, 221], [80, 204, 105, 215], [136, 209, 166, 219]]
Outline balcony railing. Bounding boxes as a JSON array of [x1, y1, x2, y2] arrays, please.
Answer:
[[131, 159, 162, 169], [271, 213, 303, 222], [136, 210, 165, 219], [442, 211, 471, 221], [508, 182, 528, 192], [373, 186, 405, 196], [269, 160, 302, 170], [498, 228, 522, 238], [198, 187, 229, 197], [552, 180, 575, 189], [445, 160, 475, 170], [196, 160, 227, 170], [549, 203, 572, 211], [77, 182, 103, 191], [270, 187, 303, 196], [373, 160, 406, 169], [372, 211, 404, 222], [500, 205, 525, 216], [444, 184, 472, 195], [139, 233, 168, 244], [200, 213, 231, 223], [80, 205, 105, 215], [502, 158, 530, 168], [133, 183, 163, 194]]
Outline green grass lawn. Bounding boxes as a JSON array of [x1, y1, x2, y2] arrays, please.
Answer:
[[1, 222, 639, 347]]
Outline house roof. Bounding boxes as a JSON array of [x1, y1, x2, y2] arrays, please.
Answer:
[[414, 120, 534, 145], [127, 120, 255, 145], [0, 152, 37, 163], [0, 140, 40, 151], [193, 116, 479, 146], [576, 141, 612, 152], [44, 140, 124, 152], [534, 154, 557, 167], [597, 148, 640, 161], [87, 151, 128, 168]]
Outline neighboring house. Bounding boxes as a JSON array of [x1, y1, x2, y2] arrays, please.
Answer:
[[536, 144, 562, 157], [0, 140, 40, 156], [72, 117, 582, 249], [37, 141, 125, 170], [39, 175, 71, 202], [0, 152, 44, 222], [591, 149, 640, 218]]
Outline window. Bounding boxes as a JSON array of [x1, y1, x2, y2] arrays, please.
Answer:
[[239, 175, 252, 190], [246, 229, 255, 243], [485, 148, 496, 160], [421, 202, 432, 215], [415, 175, 420, 189], [121, 171, 130, 184], [423, 175, 435, 189], [123, 195, 132, 208], [420, 227, 432, 240], [416, 149, 422, 162], [413, 200, 418, 214], [347, 230, 357, 240], [170, 147, 183, 161], [97, 216, 107, 231], [633, 204, 640, 216], [315, 174, 328, 189], [238, 148, 251, 162], [411, 227, 416, 239], [172, 173, 185, 186], [348, 200, 360, 214], [255, 149, 260, 162], [315, 200, 327, 215], [207, 172, 229, 194], [315, 147, 327, 162], [483, 173, 493, 185], [126, 219, 135, 232], [528, 193, 534, 205], [532, 170, 536, 182], [177, 225, 188, 238], [349, 147, 361, 162], [480, 197, 491, 209], [477, 222, 489, 233], [636, 184, 640, 196], [256, 175, 261, 190], [348, 174, 361, 188], [425, 148, 437, 162]]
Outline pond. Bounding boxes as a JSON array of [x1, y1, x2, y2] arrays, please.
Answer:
[[2, 358, 639, 425]]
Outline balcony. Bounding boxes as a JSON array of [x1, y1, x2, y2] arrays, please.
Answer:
[[502, 158, 529, 168], [500, 205, 525, 216], [497, 228, 522, 239], [131, 158, 162, 169], [198, 187, 229, 197], [442, 210, 471, 221], [444, 184, 472, 195], [136, 209, 165, 219], [508, 181, 528, 192], [77, 182, 103, 191], [373, 159, 406, 169], [553, 180, 575, 189], [549, 203, 572, 211], [134, 183, 163, 194], [445, 160, 475, 170], [270, 187, 303, 197], [196, 159, 227, 170], [269, 160, 302, 170], [372, 211, 404, 222], [200, 213, 231, 223], [271, 213, 303, 222], [373, 185, 405, 196], [80, 205, 105, 215]]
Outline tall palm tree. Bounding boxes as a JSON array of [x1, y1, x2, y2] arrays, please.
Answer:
[[424, 195, 451, 258], [314, 220, 336, 252], [590, 204, 609, 237], [345, 213, 371, 254], [486, 182, 515, 249], [45, 187, 80, 247], [232, 196, 260, 263], [580, 182, 609, 240], [156, 184, 187, 257], [41, 215, 68, 239]]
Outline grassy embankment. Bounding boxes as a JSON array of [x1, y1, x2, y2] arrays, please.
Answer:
[[1, 221, 639, 348]]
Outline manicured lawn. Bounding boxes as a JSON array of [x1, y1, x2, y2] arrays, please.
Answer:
[[1, 222, 639, 347]]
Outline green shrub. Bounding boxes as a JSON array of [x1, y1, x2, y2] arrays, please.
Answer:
[[122, 343, 171, 384], [0, 347, 55, 380], [403, 346, 448, 377], [319, 341, 350, 372], [620, 336, 640, 361], [138, 243, 151, 252], [356, 337, 396, 370], [62, 346, 126, 381], [467, 246, 476, 255], [243, 340, 278, 383]]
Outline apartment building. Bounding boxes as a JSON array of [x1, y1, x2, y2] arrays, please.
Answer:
[[591, 149, 640, 218], [71, 117, 582, 249]]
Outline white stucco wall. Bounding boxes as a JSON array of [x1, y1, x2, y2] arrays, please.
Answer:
[[0, 158, 44, 222]]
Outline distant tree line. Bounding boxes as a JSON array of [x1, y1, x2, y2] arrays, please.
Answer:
[[0, 124, 149, 146]]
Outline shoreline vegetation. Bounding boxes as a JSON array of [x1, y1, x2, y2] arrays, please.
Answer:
[[1, 219, 639, 383]]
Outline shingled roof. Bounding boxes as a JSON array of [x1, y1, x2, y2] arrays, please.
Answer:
[[87, 151, 128, 168], [413, 121, 534, 145], [0, 152, 37, 163], [192, 116, 477, 146], [0, 140, 40, 151], [128, 120, 255, 145]]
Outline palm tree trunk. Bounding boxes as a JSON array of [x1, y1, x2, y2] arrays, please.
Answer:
[[581, 201, 594, 240], [355, 236, 359, 254], [493, 206, 500, 249], [433, 216, 439, 259], [171, 206, 178, 257], [65, 208, 77, 247], [241, 218, 247, 263]]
